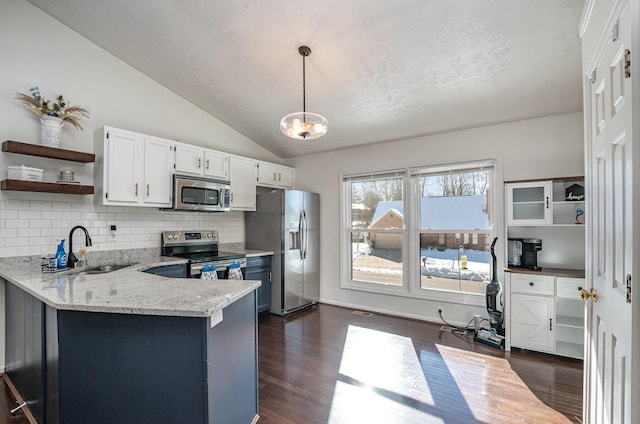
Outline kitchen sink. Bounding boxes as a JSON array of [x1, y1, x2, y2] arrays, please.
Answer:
[[74, 263, 138, 275]]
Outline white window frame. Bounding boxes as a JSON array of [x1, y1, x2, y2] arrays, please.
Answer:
[[340, 155, 504, 306]]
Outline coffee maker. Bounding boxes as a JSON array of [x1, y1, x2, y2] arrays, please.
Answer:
[[521, 238, 542, 270]]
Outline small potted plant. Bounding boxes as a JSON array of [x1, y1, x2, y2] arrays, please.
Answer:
[[15, 86, 90, 147]]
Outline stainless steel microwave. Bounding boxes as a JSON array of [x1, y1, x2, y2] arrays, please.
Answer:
[[172, 175, 231, 211]]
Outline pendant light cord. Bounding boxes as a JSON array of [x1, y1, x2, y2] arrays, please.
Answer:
[[302, 53, 306, 123]]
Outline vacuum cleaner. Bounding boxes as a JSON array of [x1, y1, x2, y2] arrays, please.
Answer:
[[474, 237, 505, 348]]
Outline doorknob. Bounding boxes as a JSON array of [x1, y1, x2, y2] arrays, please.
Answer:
[[580, 288, 598, 302]]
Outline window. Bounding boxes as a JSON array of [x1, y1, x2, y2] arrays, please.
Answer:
[[342, 159, 498, 301], [412, 161, 494, 294], [344, 172, 405, 287]]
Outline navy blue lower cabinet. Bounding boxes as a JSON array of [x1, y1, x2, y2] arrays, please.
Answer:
[[5, 281, 258, 424], [245, 255, 272, 313]]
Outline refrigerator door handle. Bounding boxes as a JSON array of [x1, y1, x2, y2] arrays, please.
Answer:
[[300, 210, 306, 260], [303, 209, 309, 260], [298, 210, 305, 259]]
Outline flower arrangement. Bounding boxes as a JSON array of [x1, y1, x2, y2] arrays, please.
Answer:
[[15, 86, 90, 130]]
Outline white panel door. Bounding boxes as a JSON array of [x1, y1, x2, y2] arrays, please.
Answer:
[[510, 293, 554, 353], [203, 149, 229, 181], [174, 142, 203, 176], [583, 2, 636, 423], [143, 137, 173, 207], [229, 156, 257, 211], [105, 129, 139, 203]]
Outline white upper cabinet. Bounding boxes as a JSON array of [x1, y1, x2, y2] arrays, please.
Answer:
[[174, 142, 229, 181], [94, 127, 173, 207], [203, 150, 229, 180], [174, 142, 203, 176], [506, 178, 585, 226], [143, 136, 173, 206], [229, 156, 257, 211], [506, 181, 552, 225], [256, 161, 294, 188]]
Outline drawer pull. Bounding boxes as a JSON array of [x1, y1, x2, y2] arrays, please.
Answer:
[[578, 286, 583, 291], [529, 282, 534, 287], [549, 318, 552, 331]]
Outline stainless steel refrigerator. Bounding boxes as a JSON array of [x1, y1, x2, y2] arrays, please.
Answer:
[[245, 189, 319, 315]]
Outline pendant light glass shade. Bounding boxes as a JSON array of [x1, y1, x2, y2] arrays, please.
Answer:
[[280, 46, 328, 140], [280, 112, 328, 140]]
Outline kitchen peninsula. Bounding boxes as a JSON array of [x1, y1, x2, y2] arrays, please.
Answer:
[[1, 259, 260, 424]]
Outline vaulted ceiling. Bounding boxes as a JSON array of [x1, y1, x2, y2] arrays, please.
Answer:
[[27, 0, 585, 158]]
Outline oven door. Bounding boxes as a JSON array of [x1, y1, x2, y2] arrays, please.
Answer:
[[190, 259, 246, 279], [174, 176, 230, 211]]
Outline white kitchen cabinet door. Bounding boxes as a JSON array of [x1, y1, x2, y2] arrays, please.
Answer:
[[174, 142, 203, 176], [275, 165, 294, 188], [510, 293, 554, 353], [104, 129, 140, 204], [229, 156, 257, 211], [506, 181, 553, 225], [257, 161, 294, 188], [143, 137, 173, 206], [203, 150, 229, 181]]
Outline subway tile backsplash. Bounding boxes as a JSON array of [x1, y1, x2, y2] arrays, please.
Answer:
[[0, 200, 244, 257]]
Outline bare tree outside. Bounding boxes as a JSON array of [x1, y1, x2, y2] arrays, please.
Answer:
[[422, 171, 489, 197]]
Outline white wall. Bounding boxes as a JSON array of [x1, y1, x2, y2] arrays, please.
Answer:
[[286, 112, 584, 324]]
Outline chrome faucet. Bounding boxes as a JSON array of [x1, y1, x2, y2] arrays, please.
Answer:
[[68, 225, 93, 268]]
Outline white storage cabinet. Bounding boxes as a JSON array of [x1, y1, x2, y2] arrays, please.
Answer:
[[229, 156, 257, 211], [174, 142, 229, 181], [506, 271, 584, 359], [94, 127, 173, 207], [256, 161, 294, 188]]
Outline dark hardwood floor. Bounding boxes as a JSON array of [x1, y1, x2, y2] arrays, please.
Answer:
[[257, 304, 583, 424]]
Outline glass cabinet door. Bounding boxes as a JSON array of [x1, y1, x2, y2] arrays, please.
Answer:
[[506, 181, 552, 225]]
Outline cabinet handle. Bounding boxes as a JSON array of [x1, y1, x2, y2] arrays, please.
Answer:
[[578, 286, 583, 291], [278, 173, 282, 182], [549, 318, 552, 331], [273, 172, 277, 181], [135, 183, 138, 196], [206, 159, 210, 170], [146, 184, 150, 196], [198, 158, 202, 168], [546, 196, 549, 209], [529, 281, 534, 287]]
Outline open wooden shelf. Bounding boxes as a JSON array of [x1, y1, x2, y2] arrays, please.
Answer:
[[3, 140, 95, 163], [1, 179, 94, 195]]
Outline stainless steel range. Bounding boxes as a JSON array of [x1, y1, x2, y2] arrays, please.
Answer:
[[161, 230, 246, 278]]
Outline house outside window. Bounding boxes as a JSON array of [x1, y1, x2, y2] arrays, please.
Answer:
[[342, 158, 499, 302], [344, 172, 405, 287]]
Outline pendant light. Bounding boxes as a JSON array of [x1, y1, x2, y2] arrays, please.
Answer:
[[280, 46, 328, 140]]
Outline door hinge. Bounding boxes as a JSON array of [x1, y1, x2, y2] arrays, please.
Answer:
[[590, 69, 597, 84], [611, 21, 619, 42], [626, 274, 632, 303], [624, 49, 631, 79]]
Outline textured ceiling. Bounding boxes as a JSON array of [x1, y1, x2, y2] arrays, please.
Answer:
[[26, 0, 585, 159]]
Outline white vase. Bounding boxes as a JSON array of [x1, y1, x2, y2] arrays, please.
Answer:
[[40, 116, 64, 147]]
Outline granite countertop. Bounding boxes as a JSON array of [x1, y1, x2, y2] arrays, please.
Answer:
[[0, 257, 261, 320]]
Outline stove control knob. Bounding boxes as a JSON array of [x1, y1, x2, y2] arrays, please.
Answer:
[[207, 233, 212, 238], [167, 235, 174, 240]]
